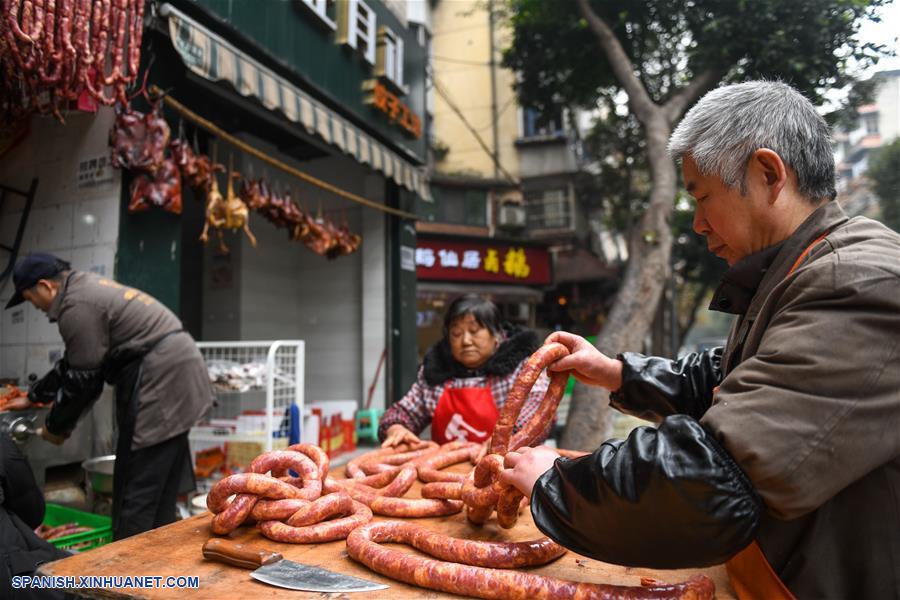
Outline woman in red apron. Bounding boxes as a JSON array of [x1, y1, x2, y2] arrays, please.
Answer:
[[379, 294, 552, 448]]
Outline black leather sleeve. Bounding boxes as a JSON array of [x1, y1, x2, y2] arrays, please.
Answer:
[[44, 367, 104, 438], [27, 360, 68, 405], [608, 348, 724, 422], [530, 414, 761, 569]]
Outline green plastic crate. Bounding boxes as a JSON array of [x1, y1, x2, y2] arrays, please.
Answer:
[[41, 503, 112, 552]]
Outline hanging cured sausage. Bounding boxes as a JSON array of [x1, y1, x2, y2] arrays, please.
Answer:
[[0, 0, 147, 125]]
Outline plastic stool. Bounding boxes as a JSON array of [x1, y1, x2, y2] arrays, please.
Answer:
[[355, 408, 384, 443]]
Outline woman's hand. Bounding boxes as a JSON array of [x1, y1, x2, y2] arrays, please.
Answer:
[[545, 331, 624, 391], [499, 446, 561, 497], [381, 424, 421, 448]]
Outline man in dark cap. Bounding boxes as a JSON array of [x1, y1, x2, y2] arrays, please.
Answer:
[[5, 254, 213, 540]]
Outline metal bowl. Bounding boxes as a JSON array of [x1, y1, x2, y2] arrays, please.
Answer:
[[82, 455, 115, 495]]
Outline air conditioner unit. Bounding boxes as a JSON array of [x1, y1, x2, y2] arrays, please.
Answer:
[[498, 204, 527, 229]]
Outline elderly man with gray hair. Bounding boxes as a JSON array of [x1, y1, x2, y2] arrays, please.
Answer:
[[500, 81, 900, 599]]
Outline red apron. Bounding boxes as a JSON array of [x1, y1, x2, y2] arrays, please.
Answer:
[[431, 383, 499, 444]]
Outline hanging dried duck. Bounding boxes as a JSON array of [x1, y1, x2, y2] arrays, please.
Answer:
[[109, 99, 170, 173], [128, 158, 182, 214]]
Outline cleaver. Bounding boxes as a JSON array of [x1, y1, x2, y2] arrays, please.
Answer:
[[202, 538, 388, 593]]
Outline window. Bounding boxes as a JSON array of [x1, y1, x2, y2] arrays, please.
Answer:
[[299, 0, 337, 29], [337, 0, 376, 65], [521, 106, 564, 138], [525, 188, 572, 230], [427, 187, 487, 227], [862, 113, 879, 135], [377, 26, 405, 92]]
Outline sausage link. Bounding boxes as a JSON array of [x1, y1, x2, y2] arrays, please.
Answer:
[[346, 521, 716, 600], [491, 343, 569, 456], [250, 498, 310, 521], [261, 499, 372, 543], [420, 482, 462, 500], [286, 492, 354, 526], [509, 371, 569, 451], [462, 469, 498, 509], [326, 479, 463, 518], [207, 473, 304, 513], [210, 494, 258, 535], [250, 450, 321, 500], [286, 443, 331, 480], [496, 484, 525, 530], [345, 442, 433, 478], [417, 445, 478, 483]]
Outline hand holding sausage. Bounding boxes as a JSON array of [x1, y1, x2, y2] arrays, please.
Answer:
[[499, 446, 561, 498], [544, 331, 623, 391], [381, 424, 421, 448]]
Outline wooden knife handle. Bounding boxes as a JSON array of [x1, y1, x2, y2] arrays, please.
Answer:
[[202, 538, 283, 569]]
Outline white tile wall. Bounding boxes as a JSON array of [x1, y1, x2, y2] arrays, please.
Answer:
[[27, 204, 74, 251], [2, 306, 27, 344], [1, 345, 26, 382], [73, 198, 119, 246], [25, 305, 61, 344], [25, 343, 65, 379], [0, 108, 121, 383]]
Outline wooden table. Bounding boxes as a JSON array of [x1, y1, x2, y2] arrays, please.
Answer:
[[39, 467, 736, 599]]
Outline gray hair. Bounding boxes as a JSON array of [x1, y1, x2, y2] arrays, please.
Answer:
[[668, 80, 835, 203]]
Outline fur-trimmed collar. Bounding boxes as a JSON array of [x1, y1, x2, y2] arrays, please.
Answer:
[[422, 325, 540, 386]]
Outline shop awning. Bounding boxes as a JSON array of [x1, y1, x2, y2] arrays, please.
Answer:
[[160, 3, 429, 200], [417, 282, 545, 302]]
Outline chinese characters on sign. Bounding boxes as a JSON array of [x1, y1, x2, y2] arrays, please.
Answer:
[[415, 238, 551, 285], [366, 81, 422, 138], [76, 154, 114, 188]]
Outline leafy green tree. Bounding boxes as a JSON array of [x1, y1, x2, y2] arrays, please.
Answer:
[[868, 138, 900, 232], [501, 0, 889, 450]]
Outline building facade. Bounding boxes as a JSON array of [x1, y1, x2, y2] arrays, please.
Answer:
[[419, 0, 610, 355], [833, 69, 900, 217]]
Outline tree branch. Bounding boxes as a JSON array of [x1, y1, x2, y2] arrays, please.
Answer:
[[575, 0, 658, 123], [662, 67, 726, 124]]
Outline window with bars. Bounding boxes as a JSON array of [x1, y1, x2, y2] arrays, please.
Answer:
[[338, 0, 376, 64], [525, 188, 572, 230], [422, 186, 488, 227], [299, 0, 337, 29], [377, 26, 405, 91]]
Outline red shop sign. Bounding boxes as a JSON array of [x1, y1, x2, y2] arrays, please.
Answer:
[[416, 238, 551, 285]]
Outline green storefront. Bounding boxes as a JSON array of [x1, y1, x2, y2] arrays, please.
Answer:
[[117, 0, 428, 409]]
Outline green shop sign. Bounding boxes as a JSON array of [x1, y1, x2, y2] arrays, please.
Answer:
[[193, 0, 427, 162]]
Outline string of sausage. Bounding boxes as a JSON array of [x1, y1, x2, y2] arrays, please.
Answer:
[[205, 443, 376, 543], [347, 521, 716, 600], [0, 0, 145, 125]]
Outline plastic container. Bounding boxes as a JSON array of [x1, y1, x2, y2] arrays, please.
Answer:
[[42, 503, 112, 551]]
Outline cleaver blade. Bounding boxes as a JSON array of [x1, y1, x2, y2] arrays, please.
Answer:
[[202, 538, 388, 593]]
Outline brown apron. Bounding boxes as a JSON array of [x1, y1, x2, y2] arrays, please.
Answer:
[[723, 231, 829, 600]]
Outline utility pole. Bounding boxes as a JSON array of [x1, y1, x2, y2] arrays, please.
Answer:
[[488, 0, 500, 179]]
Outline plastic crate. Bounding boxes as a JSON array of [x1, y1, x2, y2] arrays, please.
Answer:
[[42, 503, 112, 552]]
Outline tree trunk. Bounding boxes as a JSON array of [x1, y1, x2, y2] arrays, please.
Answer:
[[561, 116, 677, 450], [561, 0, 724, 451]]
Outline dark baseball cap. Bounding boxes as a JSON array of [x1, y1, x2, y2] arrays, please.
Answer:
[[5, 253, 71, 309]]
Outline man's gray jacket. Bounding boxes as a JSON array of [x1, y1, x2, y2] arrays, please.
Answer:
[[46, 271, 213, 449]]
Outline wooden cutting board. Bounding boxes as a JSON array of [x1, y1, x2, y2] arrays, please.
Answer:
[[37, 465, 737, 599]]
